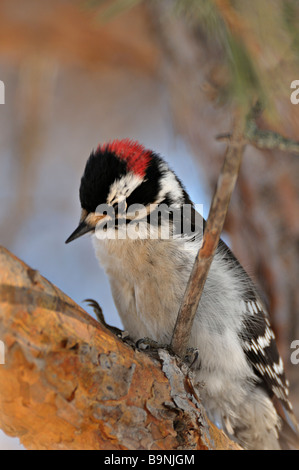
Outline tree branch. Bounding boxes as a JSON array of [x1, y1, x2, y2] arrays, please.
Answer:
[[217, 120, 299, 155], [171, 113, 246, 357], [0, 246, 240, 450]]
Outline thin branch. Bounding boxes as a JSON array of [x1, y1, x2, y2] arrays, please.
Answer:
[[171, 112, 246, 358], [217, 117, 299, 155]]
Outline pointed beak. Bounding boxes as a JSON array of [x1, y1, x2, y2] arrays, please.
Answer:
[[65, 220, 94, 244]]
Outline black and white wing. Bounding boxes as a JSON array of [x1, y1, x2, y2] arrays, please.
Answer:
[[217, 238, 299, 448]]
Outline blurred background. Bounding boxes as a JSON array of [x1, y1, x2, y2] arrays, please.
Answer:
[[0, 0, 299, 450]]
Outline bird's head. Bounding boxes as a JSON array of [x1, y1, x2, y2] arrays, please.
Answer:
[[65, 138, 191, 244]]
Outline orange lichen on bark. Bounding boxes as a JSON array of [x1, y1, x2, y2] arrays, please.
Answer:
[[0, 246, 240, 450]]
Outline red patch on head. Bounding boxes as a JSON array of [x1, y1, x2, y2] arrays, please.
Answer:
[[97, 139, 152, 177]]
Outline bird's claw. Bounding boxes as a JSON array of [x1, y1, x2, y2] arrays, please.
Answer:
[[84, 298, 124, 337], [184, 347, 200, 370], [136, 337, 171, 352]]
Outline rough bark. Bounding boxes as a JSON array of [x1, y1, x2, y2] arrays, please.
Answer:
[[0, 246, 240, 450]]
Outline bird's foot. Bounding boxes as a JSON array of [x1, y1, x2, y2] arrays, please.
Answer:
[[84, 298, 127, 338], [184, 347, 200, 370], [136, 337, 172, 353]]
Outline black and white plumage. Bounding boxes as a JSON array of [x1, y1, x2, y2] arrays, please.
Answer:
[[66, 139, 299, 450]]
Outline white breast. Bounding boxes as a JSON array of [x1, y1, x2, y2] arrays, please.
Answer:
[[92, 234, 262, 442], [93, 235, 252, 375]]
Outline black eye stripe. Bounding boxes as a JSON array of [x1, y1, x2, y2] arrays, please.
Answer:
[[125, 157, 161, 208]]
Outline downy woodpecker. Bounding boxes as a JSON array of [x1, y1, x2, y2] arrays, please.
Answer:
[[66, 139, 298, 450]]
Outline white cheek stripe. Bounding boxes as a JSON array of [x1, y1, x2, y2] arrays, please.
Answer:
[[107, 173, 143, 204]]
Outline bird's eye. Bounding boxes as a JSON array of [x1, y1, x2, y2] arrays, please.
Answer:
[[112, 200, 127, 209], [95, 208, 108, 218]]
